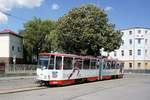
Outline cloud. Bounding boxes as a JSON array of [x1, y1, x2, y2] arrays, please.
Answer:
[[51, 3, 60, 10], [16, 0, 44, 8], [0, 12, 8, 23], [0, 0, 44, 23], [104, 6, 113, 12]]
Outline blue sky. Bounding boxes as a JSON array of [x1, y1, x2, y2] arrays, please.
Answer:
[[0, 0, 150, 32]]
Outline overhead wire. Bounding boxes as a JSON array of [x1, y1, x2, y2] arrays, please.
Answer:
[[0, 10, 27, 21]]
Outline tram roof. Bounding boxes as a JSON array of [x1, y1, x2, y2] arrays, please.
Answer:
[[39, 53, 98, 59], [40, 53, 77, 57]]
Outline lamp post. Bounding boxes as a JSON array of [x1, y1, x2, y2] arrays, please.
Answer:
[[13, 55, 16, 64], [13, 55, 16, 72]]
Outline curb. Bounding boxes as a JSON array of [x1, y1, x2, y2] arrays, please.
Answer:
[[0, 86, 46, 94]]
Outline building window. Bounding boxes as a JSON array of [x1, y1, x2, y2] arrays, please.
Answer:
[[17, 47, 22, 52], [12, 46, 14, 51], [137, 39, 141, 44], [129, 50, 132, 56], [137, 63, 141, 68], [114, 51, 117, 57], [129, 63, 132, 68], [121, 50, 124, 56], [137, 49, 141, 55], [145, 63, 148, 67], [122, 40, 124, 45], [129, 39, 132, 44], [18, 47, 20, 52], [138, 30, 141, 34], [145, 49, 147, 55], [129, 31, 132, 35], [145, 30, 148, 34], [145, 39, 147, 44]]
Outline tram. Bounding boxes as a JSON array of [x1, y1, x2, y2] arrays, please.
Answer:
[[36, 53, 124, 85]]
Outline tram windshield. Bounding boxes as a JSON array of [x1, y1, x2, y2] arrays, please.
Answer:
[[39, 55, 63, 70], [39, 57, 49, 69]]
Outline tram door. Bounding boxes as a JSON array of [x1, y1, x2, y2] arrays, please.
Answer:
[[120, 62, 124, 74], [98, 59, 103, 80]]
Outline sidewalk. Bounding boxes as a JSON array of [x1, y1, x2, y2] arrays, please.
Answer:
[[0, 75, 39, 94], [0, 75, 36, 81]]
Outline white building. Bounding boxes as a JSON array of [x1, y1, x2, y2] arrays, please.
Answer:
[[0, 29, 23, 64], [108, 27, 150, 70]]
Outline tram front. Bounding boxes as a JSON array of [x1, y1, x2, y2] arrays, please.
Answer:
[[36, 53, 64, 85], [36, 55, 50, 84]]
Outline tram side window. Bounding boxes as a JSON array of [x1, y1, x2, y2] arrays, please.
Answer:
[[74, 59, 82, 69], [83, 59, 90, 69], [48, 56, 54, 69], [63, 57, 73, 70], [91, 60, 96, 69], [120, 63, 124, 69], [116, 63, 120, 69], [56, 56, 62, 70], [106, 61, 111, 69], [96, 60, 100, 69], [103, 61, 106, 69], [120, 63, 124, 73], [111, 61, 116, 69]]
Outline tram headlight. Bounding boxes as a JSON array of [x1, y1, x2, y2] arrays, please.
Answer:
[[44, 75, 47, 79]]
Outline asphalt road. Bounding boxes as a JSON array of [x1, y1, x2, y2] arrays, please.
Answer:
[[0, 75, 150, 100]]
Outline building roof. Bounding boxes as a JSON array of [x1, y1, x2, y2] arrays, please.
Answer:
[[120, 27, 150, 31], [0, 29, 23, 38]]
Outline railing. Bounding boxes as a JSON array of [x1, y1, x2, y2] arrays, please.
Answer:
[[4, 64, 39, 74], [0, 63, 5, 74], [124, 69, 150, 74]]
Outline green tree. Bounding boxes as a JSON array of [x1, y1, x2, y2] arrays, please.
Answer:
[[57, 4, 122, 56], [20, 17, 57, 63], [43, 29, 60, 52]]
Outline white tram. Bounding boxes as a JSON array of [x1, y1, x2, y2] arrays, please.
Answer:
[[36, 53, 124, 85]]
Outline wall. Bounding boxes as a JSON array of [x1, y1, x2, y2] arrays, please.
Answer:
[[0, 33, 23, 64], [105, 28, 150, 70], [9, 34, 23, 59], [0, 34, 9, 58]]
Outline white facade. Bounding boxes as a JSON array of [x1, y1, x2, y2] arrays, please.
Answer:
[[107, 27, 150, 69], [0, 29, 23, 64], [0, 34, 9, 57]]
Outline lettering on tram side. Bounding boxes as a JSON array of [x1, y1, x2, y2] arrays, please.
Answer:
[[103, 70, 111, 75], [52, 71, 58, 78], [63, 73, 82, 79], [68, 59, 81, 79]]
